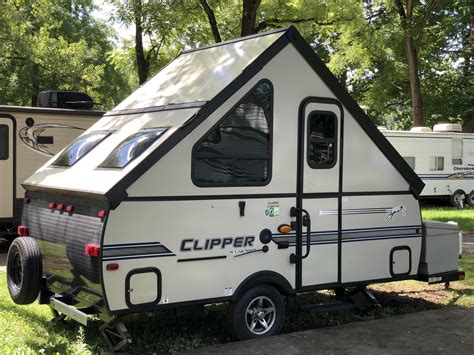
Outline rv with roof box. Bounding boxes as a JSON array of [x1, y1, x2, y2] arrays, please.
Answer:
[[6, 27, 465, 349], [381, 124, 474, 207], [0, 93, 104, 240]]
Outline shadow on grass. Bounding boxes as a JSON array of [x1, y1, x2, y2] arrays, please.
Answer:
[[106, 287, 456, 353], [447, 289, 474, 306]]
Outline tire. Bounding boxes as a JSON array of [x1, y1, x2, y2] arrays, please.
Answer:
[[6, 237, 42, 305], [228, 285, 285, 340], [467, 191, 474, 207], [449, 190, 466, 208]]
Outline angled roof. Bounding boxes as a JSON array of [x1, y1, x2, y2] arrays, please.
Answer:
[[106, 27, 425, 204], [112, 29, 286, 112]]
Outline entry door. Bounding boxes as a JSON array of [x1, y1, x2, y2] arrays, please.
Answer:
[[0, 116, 15, 219], [296, 98, 342, 289]]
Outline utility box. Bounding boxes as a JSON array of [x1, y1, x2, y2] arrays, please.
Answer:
[[419, 220, 461, 276]]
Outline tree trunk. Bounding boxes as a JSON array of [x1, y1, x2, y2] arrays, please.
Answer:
[[31, 64, 40, 106], [134, 0, 148, 85], [199, 0, 222, 42], [405, 36, 423, 127], [462, 14, 473, 132], [241, 0, 261, 36], [394, 0, 424, 127]]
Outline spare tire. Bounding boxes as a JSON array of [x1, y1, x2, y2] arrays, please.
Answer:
[[6, 237, 42, 305]]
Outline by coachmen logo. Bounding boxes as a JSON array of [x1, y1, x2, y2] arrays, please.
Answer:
[[384, 205, 407, 222]]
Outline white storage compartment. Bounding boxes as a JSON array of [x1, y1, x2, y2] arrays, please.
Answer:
[[419, 220, 460, 276]]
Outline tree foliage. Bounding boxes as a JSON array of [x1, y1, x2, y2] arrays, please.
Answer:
[[0, 0, 471, 130], [0, 0, 130, 109]]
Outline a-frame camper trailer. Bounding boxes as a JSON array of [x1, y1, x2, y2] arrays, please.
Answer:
[[6, 28, 464, 349], [0, 97, 104, 240]]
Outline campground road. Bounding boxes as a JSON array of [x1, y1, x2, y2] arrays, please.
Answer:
[[187, 307, 474, 354]]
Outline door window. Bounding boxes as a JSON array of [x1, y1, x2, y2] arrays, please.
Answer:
[[307, 111, 337, 169], [192, 80, 272, 186], [0, 125, 8, 160], [452, 139, 463, 165]]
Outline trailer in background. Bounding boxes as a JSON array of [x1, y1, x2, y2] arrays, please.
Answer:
[[0, 97, 104, 239], [383, 124, 474, 207]]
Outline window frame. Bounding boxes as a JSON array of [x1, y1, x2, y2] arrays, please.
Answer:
[[0, 124, 9, 160], [191, 79, 274, 187], [306, 110, 338, 170]]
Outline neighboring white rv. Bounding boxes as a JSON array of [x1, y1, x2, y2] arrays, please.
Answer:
[[5, 27, 464, 350], [383, 124, 474, 207], [0, 102, 104, 239]]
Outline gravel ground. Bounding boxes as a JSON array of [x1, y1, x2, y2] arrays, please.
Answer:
[[462, 232, 474, 254]]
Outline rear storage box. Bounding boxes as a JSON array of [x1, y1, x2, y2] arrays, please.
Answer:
[[419, 220, 461, 276]]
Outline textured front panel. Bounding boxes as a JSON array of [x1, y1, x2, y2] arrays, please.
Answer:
[[22, 192, 107, 288]]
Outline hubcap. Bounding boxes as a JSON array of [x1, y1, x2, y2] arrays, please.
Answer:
[[245, 296, 276, 335], [454, 193, 465, 207], [11, 251, 23, 289]]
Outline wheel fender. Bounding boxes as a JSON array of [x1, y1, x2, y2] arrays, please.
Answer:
[[232, 271, 293, 301]]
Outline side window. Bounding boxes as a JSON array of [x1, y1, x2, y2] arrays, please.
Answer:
[[0, 125, 8, 160], [192, 81, 272, 186], [307, 111, 337, 169], [403, 157, 416, 170], [430, 156, 444, 171]]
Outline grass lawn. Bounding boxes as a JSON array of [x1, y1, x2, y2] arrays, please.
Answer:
[[0, 254, 473, 353], [422, 206, 474, 231]]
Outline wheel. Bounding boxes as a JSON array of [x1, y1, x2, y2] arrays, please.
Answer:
[[449, 190, 465, 208], [228, 285, 285, 340], [467, 191, 474, 207], [6, 237, 42, 304]]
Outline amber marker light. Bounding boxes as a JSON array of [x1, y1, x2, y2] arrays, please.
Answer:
[[278, 224, 293, 234]]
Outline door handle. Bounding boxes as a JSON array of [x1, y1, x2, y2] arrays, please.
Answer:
[[290, 207, 311, 263]]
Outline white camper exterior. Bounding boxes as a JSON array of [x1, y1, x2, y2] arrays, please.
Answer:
[[6, 28, 464, 349], [0, 106, 104, 238], [383, 126, 474, 206]]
